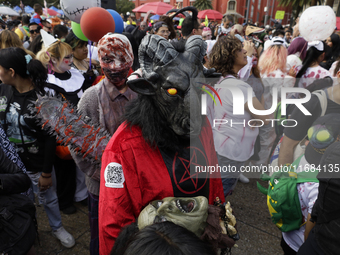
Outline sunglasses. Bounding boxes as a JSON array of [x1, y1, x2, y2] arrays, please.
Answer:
[[29, 28, 40, 34], [45, 26, 52, 30]]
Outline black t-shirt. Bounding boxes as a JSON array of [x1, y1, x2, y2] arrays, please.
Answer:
[[284, 93, 340, 141], [159, 136, 210, 200], [0, 84, 56, 173]]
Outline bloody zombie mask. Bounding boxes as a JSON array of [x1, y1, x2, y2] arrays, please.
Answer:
[[98, 33, 134, 89], [138, 196, 209, 237]]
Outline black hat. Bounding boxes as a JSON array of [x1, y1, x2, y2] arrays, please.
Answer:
[[305, 113, 340, 165]]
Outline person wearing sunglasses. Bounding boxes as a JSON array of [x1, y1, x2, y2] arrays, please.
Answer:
[[152, 21, 171, 40], [23, 22, 41, 49]]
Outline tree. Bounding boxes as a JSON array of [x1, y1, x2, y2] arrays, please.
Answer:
[[193, 0, 213, 11], [278, 0, 313, 19], [116, 0, 134, 15]]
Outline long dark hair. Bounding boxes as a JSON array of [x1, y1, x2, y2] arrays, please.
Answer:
[[111, 222, 216, 255], [0, 47, 47, 94], [295, 42, 326, 87]]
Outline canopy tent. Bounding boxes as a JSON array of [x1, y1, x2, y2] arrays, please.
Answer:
[[13, 6, 22, 13], [24, 5, 34, 13]]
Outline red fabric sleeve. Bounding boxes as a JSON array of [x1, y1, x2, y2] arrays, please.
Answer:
[[98, 143, 142, 255]]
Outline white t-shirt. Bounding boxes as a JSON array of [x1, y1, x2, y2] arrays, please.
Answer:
[[296, 66, 330, 88], [212, 76, 258, 161], [282, 155, 319, 252]]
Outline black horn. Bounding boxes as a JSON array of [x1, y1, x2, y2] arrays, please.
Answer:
[[185, 35, 207, 62], [138, 35, 179, 82]]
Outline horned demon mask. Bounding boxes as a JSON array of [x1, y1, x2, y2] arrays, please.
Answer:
[[127, 35, 214, 138]]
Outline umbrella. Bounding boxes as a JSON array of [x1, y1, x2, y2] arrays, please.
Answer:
[[13, 6, 22, 13], [24, 5, 34, 13], [197, 10, 223, 20], [150, 14, 160, 20], [0, 6, 20, 16], [133, 2, 173, 15], [224, 11, 244, 19], [43, 8, 60, 16]]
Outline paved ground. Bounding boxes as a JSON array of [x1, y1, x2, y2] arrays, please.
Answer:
[[35, 178, 283, 255]]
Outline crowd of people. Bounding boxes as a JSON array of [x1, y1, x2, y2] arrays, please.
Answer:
[[0, 3, 340, 255]]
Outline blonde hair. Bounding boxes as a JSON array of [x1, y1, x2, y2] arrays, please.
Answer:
[[0, 30, 35, 58], [258, 45, 287, 74], [36, 41, 72, 68]]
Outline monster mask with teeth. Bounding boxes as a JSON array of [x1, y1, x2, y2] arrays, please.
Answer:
[[138, 196, 208, 237]]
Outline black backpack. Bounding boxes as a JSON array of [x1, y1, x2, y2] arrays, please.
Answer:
[[0, 194, 37, 255]]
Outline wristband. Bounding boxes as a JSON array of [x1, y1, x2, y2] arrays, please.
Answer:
[[41, 174, 52, 178]]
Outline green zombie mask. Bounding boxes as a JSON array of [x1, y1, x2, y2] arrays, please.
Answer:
[[138, 196, 209, 237]]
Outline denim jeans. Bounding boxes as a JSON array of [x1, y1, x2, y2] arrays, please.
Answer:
[[27, 169, 63, 231], [217, 153, 245, 197]]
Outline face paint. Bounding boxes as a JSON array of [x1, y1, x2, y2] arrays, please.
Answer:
[[138, 196, 208, 237], [98, 33, 134, 88], [53, 54, 73, 73]]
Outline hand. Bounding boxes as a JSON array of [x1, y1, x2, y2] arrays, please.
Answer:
[[288, 66, 297, 77], [248, 120, 260, 130], [243, 41, 254, 57], [38, 174, 53, 191]]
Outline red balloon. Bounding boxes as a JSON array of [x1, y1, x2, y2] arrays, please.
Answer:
[[80, 7, 115, 42]]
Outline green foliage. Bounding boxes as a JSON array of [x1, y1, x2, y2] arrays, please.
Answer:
[[116, 0, 135, 15], [278, 0, 312, 18], [193, 0, 213, 11]]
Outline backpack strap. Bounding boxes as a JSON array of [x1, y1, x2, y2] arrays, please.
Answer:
[[290, 155, 319, 183], [312, 90, 328, 116]]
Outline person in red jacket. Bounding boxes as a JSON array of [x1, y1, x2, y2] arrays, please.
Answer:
[[98, 34, 225, 254]]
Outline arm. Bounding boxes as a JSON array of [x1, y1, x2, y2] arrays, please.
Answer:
[[304, 181, 319, 240], [278, 95, 322, 165], [245, 97, 271, 125], [305, 213, 316, 241], [278, 136, 299, 165], [99, 145, 141, 255], [0, 146, 31, 195], [38, 133, 56, 190], [71, 86, 102, 181]]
